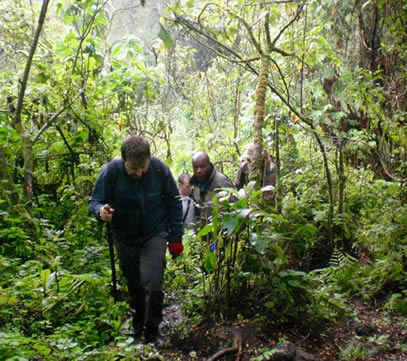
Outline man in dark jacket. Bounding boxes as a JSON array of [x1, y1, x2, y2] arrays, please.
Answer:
[[190, 151, 234, 225], [89, 135, 183, 343]]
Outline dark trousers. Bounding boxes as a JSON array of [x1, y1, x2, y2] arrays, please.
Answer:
[[114, 232, 168, 330]]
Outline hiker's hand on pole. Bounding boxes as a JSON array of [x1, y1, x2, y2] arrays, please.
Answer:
[[99, 204, 115, 223]]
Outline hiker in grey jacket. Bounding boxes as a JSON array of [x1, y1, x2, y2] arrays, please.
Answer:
[[189, 151, 234, 225], [89, 135, 183, 343], [178, 173, 196, 231]]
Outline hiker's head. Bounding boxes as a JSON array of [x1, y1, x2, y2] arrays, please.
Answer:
[[121, 135, 150, 180], [178, 173, 192, 197], [242, 143, 255, 161], [192, 151, 212, 182]]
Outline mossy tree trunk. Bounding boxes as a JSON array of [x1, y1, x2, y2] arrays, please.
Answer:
[[250, 53, 271, 187], [249, 12, 273, 192]]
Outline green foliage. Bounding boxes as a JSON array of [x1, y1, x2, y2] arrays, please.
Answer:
[[312, 249, 362, 297], [175, 183, 349, 327], [339, 339, 368, 361], [0, 0, 406, 358], [0, 239, 133, 360], [250, 347, 279, 361], [385, 292, 407, 316]]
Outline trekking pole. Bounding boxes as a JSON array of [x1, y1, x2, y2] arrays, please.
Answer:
[[106, 223, 118, 303]]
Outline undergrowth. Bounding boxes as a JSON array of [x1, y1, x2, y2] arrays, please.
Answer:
[[1, 169, 406, 360]]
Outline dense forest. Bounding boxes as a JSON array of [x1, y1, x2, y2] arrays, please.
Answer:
[[1, 0, 406, 360]]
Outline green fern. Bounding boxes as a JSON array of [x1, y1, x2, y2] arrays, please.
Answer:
[[329, 248, 357, 268]]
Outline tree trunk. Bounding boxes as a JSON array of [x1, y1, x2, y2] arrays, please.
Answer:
[[314, 130, 334, 245], [23, 136, 34, 213], [234, 76, 242, 156], [0, 147, 19, 205], [13, 0, 50, 207], [250, 53, 270, 186], [14, 0, 50, 129], [274, 115, 281, 211], [337, 142, 345, 216]]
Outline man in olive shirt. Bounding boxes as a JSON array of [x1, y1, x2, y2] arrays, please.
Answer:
[[189, 151, 234, 225]]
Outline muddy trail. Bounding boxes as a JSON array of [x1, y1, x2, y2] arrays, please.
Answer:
[[123, 293, 407, 361]]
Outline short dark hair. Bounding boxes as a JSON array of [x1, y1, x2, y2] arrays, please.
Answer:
[[121, 135, 151, 164], [178, 173, 191, 184]]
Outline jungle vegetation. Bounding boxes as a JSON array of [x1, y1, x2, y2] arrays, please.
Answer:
[[0, 0, 406, 360]]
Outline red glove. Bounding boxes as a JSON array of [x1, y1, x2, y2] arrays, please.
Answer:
[[168, 242, 184, 259]]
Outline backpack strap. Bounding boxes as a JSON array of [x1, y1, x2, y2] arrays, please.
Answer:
[[182, 198, 191, 223], [150, 156, 166, 194], [106, 158, 120, 203]]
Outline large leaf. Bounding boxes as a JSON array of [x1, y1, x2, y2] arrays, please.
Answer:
[[223, 214, 239, 235], [249, 232, 268, 253], [203, 249, 216, 274], [158, 23, 173, 50], [197, 224, 213, 238]]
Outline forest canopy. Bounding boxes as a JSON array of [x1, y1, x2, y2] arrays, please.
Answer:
[[0, 0, 406, 360]]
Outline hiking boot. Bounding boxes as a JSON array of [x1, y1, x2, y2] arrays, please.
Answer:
[[144, 328, 162, 344], [132, 315, 144, 337]]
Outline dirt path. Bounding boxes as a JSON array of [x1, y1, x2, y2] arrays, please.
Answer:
[[157, 297, 407, 361]]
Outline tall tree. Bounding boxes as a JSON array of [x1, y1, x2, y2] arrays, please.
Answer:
[[13, 0, 50, 212], [167, 0, 301, 197]]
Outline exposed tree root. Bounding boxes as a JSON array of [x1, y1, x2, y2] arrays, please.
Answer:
[[206, 329, 243, 361]]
